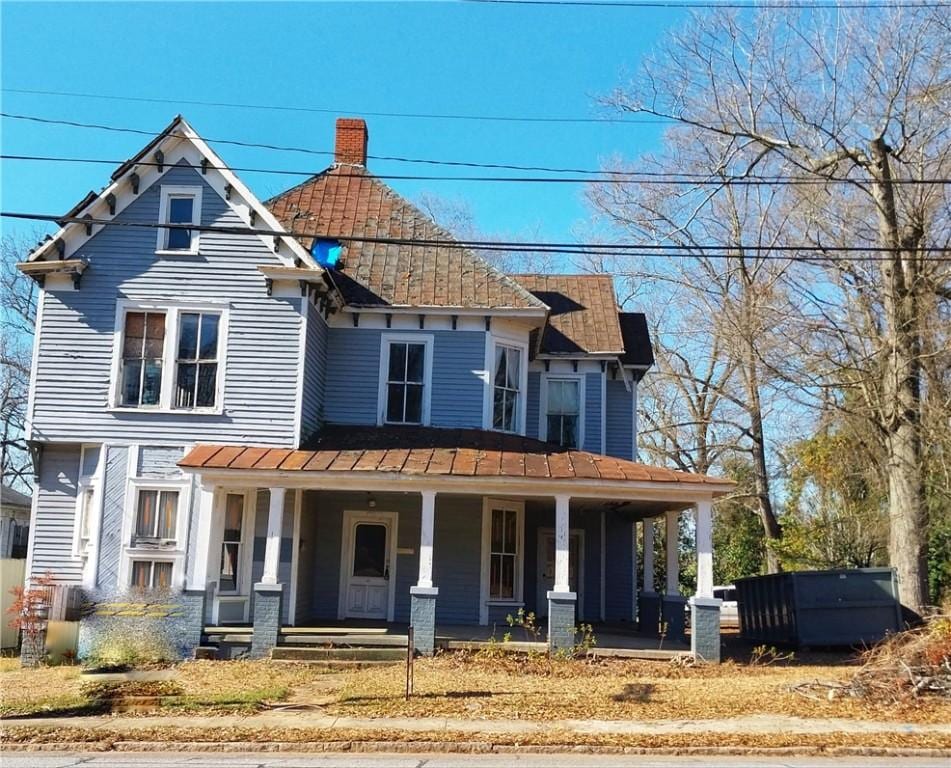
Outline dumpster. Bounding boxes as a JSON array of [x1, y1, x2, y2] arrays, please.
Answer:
[[735, 568, 902, 648]]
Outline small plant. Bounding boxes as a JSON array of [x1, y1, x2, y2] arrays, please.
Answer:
[[573, 623, 597, 656], [7, 572, 55, 668], [506, 608, 544, 643], [749, 644, 796, 666]]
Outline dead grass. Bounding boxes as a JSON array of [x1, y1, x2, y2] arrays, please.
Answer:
[[0, 657, 85, 717], [327, 652, 951, 723], [0, 658, 331, 717], [3, 725, 950, 752]]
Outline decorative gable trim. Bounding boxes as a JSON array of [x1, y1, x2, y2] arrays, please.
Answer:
[[29, 116, 318, 270]]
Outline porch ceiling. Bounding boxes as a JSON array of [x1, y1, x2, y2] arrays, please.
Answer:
[[179, 426, 733, 500]]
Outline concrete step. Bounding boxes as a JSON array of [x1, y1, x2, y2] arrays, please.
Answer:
[[268, 658, 401, 669], [271, 646, 406, 662], [279, 634, 408, 647]]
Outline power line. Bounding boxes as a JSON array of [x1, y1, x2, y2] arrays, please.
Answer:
[[4, 153, 949, 186], [4, 212, 948, 261]]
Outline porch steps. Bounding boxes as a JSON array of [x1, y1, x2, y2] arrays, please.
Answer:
[[279, 634, 408, 647], [270, 646, 406, 662]]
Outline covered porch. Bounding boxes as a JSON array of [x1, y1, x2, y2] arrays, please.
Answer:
[[179, 427, 732, 662]]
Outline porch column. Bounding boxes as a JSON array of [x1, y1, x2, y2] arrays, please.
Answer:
[[662, 509, 687, 644], [410, 490, 438, 655], [638, 518, 660, 635], [548, 494, 577, 652], [180, 481, 214, 657], [252, 487, 285, 658], [689, 498, 722, 663]]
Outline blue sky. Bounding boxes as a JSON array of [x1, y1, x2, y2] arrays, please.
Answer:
[[1, 1, 688, 248]]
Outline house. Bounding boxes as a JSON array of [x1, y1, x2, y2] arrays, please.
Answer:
[[17, 117, 733, 662], [1, 484, 31, 559]]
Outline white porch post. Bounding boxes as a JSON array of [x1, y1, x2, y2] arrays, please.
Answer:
[[188, 482, 216, 590], [261, 487, 286, 585], [554, 494, 571, 593], [694, 499, 714, 599], [642, 518, 655, 594], [417, 490, 436, 588], [665, 510, 679, 595]]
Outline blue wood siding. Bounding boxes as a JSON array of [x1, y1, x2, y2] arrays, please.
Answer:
[[31, 161, 302, 445], [137, 445, 185, 478], [300, 303, 328, 442], [96, 445, 127, 591], [323, 328, 485, 428], [605, 378, 634, 460], [583, 372, 603, 453], [30, 444, 81, 583], [432, 496, 482, 624], [604, 510, 635, 622]]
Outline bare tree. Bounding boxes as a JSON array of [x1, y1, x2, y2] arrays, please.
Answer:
[[1, 234, 38, 490], [602, 6, 950, 611]]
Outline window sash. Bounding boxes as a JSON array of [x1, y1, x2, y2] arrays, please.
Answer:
[[134, 489, 179, 541], [219, 494, 245, 593], [131, 560, 173, 591], [174, 312, 220, 409], [384, 341, 426, 424], [164, 195, 195, 250], [120, 311, 166, 407], [492, 344, 521, 432], [489, 508, 519, 599]]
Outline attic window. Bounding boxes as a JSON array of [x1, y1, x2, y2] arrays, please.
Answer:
[[312, 239, 342, 268], [157, 186, 202, 254]]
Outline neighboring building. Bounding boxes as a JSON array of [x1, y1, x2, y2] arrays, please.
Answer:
[[0, 484, 31, 559], [17, 117, 732, 662]]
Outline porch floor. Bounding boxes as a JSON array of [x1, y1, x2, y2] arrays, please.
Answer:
[[203, 621, 689, 659]]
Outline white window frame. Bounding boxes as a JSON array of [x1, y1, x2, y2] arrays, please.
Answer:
[[479, 497, 525, 624], [539, 373, 586, 449], [108, 299, 229, 414], [156, 185, 202, 255], [377, 333, 434, 426], [172, 310, 223, 410], [117, 470, 191, 591], [72, 444, 104, 561], [484, 335, 528, 435]]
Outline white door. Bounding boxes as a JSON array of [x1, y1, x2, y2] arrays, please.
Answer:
[[537, 530, 583, 617], [344, 517, 392, 619]]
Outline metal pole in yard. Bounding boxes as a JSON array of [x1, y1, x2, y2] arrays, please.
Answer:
[[406, 626, 414, 699]]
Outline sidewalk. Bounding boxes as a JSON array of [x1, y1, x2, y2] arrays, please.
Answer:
[[4, 710, 950, 737]]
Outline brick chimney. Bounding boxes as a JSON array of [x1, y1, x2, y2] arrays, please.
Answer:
[[334, 118, 368, 166]]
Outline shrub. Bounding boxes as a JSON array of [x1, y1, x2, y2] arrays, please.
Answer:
[[83, 622, 177, 671]]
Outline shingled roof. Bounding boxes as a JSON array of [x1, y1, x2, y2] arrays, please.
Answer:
[[266, 166, 545, 311], [509, 274, 625, 355]]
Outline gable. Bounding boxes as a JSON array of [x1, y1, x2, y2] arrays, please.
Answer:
[[29, 116, 316, 269]]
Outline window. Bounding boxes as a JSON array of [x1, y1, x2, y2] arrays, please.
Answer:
[[158, 186, 201, 253], [74, 444, 101, 558], [378, 334, 432, 426], [219, 493, 245, 593], [175, 312, 220, 409], [488, 505, 521, 600], [386, 341, 425, 423], [545, 378, 582, 449], [133, 489, 179, 543], [130, 560, 173, 591], [492, 344, 522, 432], [121, 312, 166, 407]]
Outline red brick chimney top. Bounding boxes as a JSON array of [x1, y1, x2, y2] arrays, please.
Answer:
[[335, 118, 368, 166]]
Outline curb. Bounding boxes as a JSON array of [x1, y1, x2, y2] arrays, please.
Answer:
[[3, 741, 950, 758]]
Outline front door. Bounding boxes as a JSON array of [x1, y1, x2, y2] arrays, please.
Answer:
[[537, 529, 583, 617], [342, 514, 394, 619]]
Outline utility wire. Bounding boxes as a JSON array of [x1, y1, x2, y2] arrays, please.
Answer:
[[4, 212, 948, 261], [463, 0, 949, 8]]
